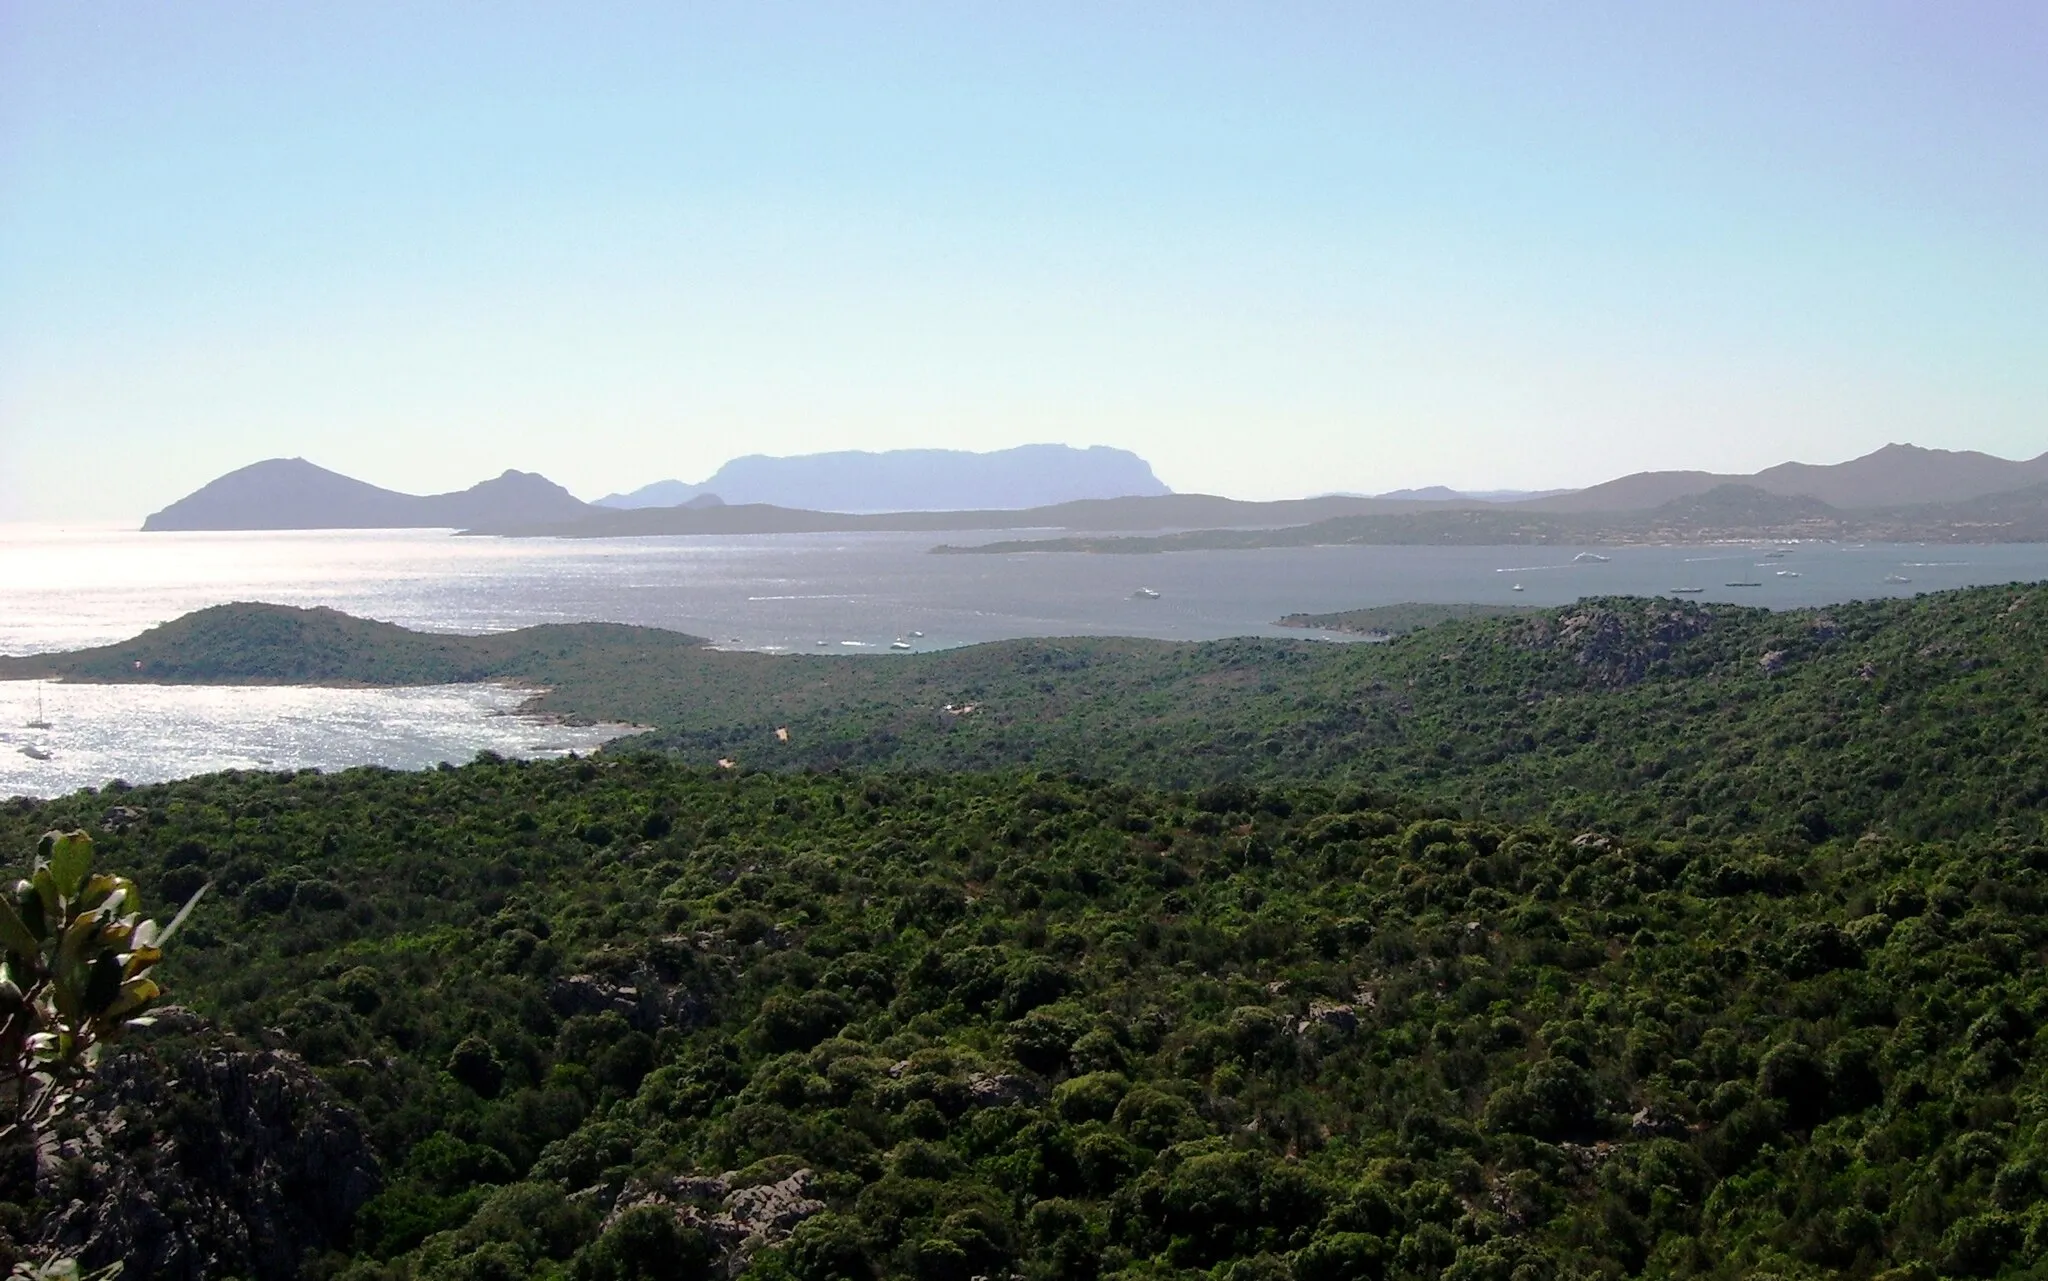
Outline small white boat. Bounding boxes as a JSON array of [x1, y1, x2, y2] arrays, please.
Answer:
[[1776, 570, 1800, 577], [19, 745, 50, 761], [1132, 587, 1161, 600], [890, 638, 913, 650], [1671, 588, 1705, 594], [24, 683, 50, 731], [1511, 584, 1524, 592], [816, 640, 831, 646], [1884, 574, 1912, 584], [910, 630, 925, 638]]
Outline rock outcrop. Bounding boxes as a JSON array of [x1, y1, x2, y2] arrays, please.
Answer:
[[26, 1036, 381, 1280], [603, 1168, 826, 1274], [547, 969, 709, 1033], [1514, 604, 1718, 689]]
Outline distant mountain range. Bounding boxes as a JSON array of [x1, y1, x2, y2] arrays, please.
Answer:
[[140, 458, 590, 532], [597, 444, 1171, 511], [465, 492, 1444, 539], [937, 479, 2048, 555], [1517, 442, 2048, 513], [140, 442, 2048, 538]]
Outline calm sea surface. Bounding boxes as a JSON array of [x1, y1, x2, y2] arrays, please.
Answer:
[[6, 523, 2048, 796]]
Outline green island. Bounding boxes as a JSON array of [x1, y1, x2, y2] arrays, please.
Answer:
[[10, 584, 2048, 1277], [1273, 605, 1545, 638]]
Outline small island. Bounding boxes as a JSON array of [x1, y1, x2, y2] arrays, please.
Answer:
[[1275, 602, 1545, 637]]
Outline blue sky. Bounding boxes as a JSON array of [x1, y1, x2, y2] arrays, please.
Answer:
[[3, 2, 2046, 518]]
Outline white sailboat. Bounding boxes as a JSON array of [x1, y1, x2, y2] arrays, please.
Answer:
[[24, 683, 50, 731]]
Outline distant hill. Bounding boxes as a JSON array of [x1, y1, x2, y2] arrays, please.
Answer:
[[1373, 486, 1578, 503], [0, 601, 706, 685], [467, 490, 1461, 538], [938, 477, 2048, 553], [1646, 482, 1840, 525], [1520, 442, 2048, 513], [596, 444, 1171, 512], [142, 458, 594, 531]]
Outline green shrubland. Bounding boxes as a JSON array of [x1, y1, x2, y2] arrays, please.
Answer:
[[6, 752, 2048, 1278], [15, 585, 2048, 850]]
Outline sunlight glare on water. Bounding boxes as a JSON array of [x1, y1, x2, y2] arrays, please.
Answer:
[[10, 524, 2048, 657], [0, 679, 632, 799]]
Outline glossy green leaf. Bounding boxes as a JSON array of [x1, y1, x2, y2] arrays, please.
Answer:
[[45, 830, 92, 900]]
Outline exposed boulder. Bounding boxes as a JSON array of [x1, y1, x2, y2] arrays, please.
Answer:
[[718, 1168, 827, 1243], [548, 970, 708, 1032], [599, 1168, 825, 1275], [966, 1071, 1045, 1107], [99, 805, 148, 832], [1297, 1001, 1359, 1036], [1514, 604, 1717, 688]]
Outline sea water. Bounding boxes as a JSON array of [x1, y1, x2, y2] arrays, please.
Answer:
[[6, 523, 2048, 797], [8, 524, 2047, 655], [0, 679, 631, 799]]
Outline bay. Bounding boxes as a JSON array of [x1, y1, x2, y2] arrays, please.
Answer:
[[6, 524, 2043, 657], [0, 680, 631, 799], [6, 523, 2048, 797]]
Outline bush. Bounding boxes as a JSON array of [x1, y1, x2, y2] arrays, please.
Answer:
[[571, 1205, 713, 1281], [448, 1036, 507, 1099], [785, 1213, 877, 1281], [1293, 1232, 1388, 1281], [1054, 1073, 1129, 1123]]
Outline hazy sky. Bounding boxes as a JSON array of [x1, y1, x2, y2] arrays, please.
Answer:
[[4, 3, 2047, 518]]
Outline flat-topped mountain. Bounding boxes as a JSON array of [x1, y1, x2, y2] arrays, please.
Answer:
[[597, 444, 1171, 511], [142, 458, 593, 531]]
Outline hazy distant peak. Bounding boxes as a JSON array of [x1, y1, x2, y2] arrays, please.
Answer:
[[143, 459, 591, 531], [1374, 485, 1466, 502], [1370, 485, 1579, 503], [598, 443, 1171, 512]]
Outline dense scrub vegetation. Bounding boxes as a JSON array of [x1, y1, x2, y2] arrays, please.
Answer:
[[1274, 605, 1543, 637], [608, 583, 2048, 848], [8, 757, 2048, 1278], [14, 586, 2048, 851]]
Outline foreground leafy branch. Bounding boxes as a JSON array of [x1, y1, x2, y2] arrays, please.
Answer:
[[0, 830, 204, 1139]]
